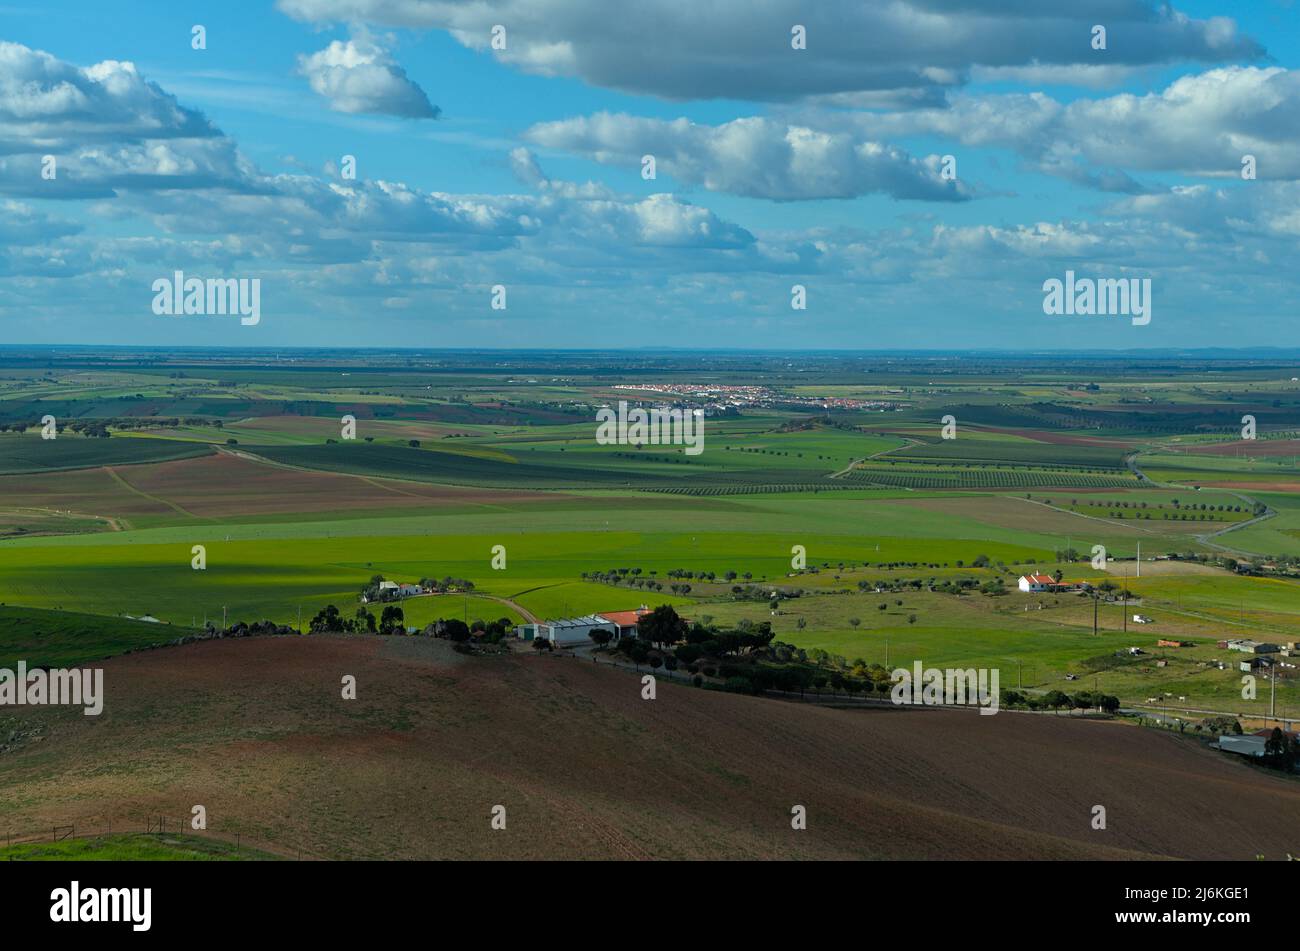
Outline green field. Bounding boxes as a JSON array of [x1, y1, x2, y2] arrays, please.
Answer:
[[0, 605, 201, 668], [0, 833, 277, 861], [3, 352, 1300, 724]]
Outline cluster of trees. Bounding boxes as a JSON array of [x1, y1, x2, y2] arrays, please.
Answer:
[[583, 570, 671, 592], [594, 607, 916, 699], [1163, 551, 1284, 576], [1052, 497, 1242, 512], [728, 584, 802, 603], [311, 603, 407, 635], [111, 416, 222, 431], [431, 617, 514, 643], [2, 415, 229, 437], [60, 420, 112, 437], [420, 576, 475, 593], [1261, 728, 1300, 772], [1000, 689, 1120, 714], [723, 445, 806, 458], [310, 603, 513, 641]]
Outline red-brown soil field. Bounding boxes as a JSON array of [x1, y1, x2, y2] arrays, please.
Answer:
[[120, 452, 555, 516], [3, 637, 1297, 860]]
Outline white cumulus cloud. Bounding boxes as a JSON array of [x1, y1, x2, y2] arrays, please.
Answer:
[[297, 37, 439, 118]]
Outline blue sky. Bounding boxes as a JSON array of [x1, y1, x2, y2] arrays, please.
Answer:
[[1, 0, 1298, 349]]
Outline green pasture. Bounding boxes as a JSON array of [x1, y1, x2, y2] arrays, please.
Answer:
[[0, 605, 201, 668], [0, 834, 276, 861], [699, 588, 1300, 715], [0, 499, 1058, 626]]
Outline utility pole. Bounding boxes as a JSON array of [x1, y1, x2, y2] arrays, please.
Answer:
[[884, 638, 889, 669], [1123, 566, 1128, 634], [222, 605, 227, 630], [1017, 659, 1022, 689], [1093, 592, 1099, 636], [1271, 659, 1277, 721]]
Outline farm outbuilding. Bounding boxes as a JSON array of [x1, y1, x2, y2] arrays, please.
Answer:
[[534, 615, 618, 647], [1215, 735, 1269, 758]]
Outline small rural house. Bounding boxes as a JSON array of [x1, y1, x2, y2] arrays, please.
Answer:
[[595, 606, 652, 641]]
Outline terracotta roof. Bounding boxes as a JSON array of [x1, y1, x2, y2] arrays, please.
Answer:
[[597, 609, 649, 627]]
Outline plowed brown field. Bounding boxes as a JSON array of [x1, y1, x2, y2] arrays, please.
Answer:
[[3, 637, 1297, 860], [0, 452, 564, 527]]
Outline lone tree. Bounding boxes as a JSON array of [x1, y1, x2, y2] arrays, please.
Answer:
[[636, 604, 688, 649], [379, 604, 405, 635]]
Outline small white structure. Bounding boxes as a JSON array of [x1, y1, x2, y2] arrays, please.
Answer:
[[1133, 614, 1153, 624], [1017, 573, 1056, 593]]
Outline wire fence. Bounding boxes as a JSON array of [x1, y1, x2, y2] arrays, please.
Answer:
[[1, 816, 305, 860]]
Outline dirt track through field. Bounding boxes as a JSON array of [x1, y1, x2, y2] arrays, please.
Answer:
[[2, 636, 1297, 860]]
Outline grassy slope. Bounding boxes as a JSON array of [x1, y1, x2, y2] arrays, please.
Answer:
[[0, 833, 276, 861], [0, 605, 201, 668]]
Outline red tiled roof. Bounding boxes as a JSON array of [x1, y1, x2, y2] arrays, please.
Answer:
[[597, 610, 649, 627]]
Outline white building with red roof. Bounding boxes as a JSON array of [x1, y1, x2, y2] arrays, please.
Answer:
[[1017, 573, 1058, 593]]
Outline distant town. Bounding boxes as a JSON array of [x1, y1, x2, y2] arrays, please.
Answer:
[[610, 383, 900, 412]]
